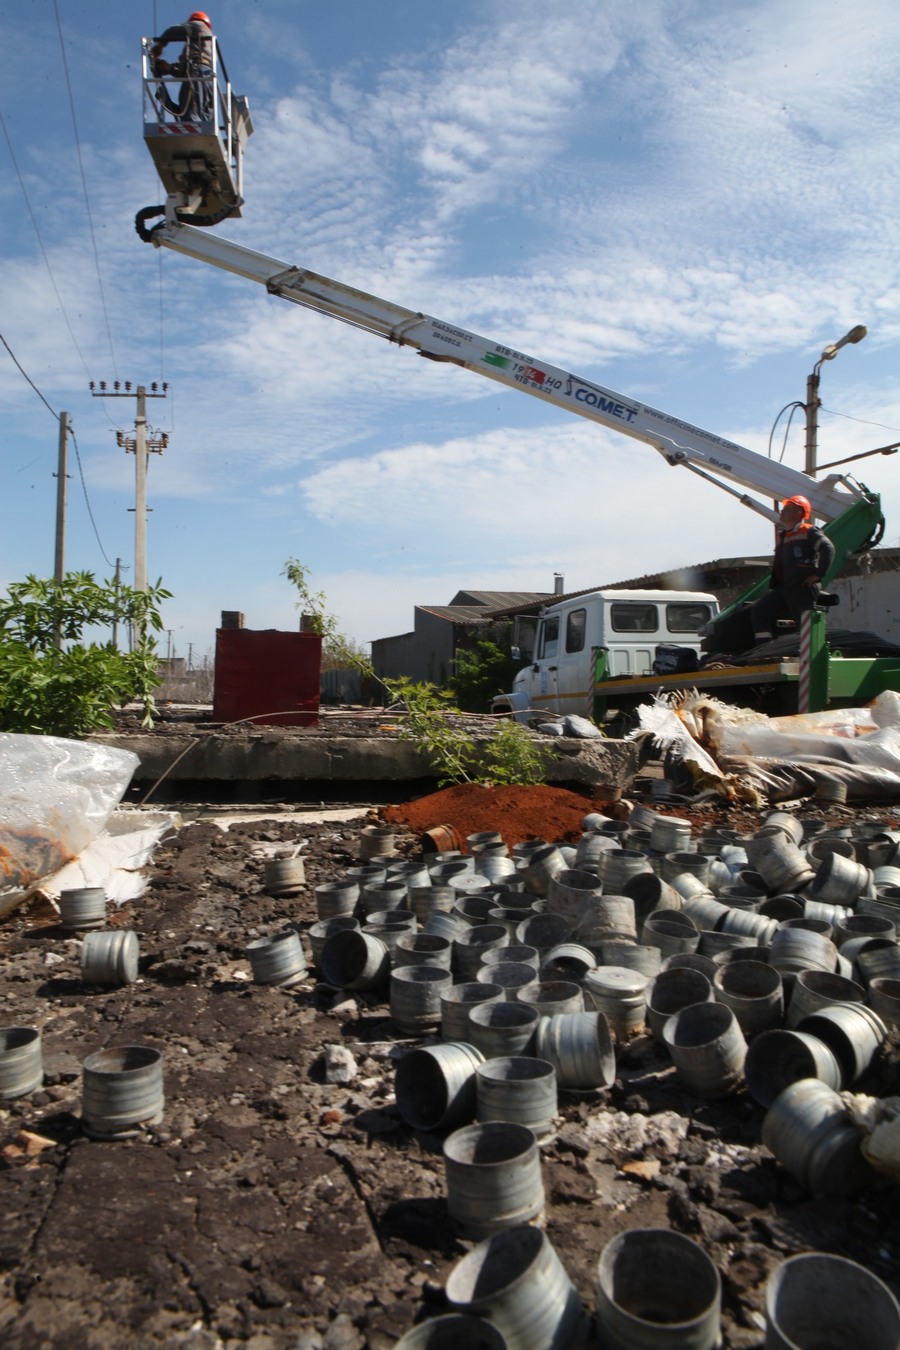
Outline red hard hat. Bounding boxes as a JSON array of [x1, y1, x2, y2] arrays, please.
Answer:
[[782, 495, 811, 519], [188, 11, 211, 23]]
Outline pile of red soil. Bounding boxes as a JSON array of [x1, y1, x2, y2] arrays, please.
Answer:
[[382, 783, 597, 848]]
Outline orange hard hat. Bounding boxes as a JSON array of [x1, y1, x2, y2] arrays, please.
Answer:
[[188, 11, 211, 23], [782, 495, 811, 519]]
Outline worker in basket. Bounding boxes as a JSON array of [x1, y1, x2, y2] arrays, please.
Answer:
[[749, 494, 839, 643], [150, 10, 214, 121]]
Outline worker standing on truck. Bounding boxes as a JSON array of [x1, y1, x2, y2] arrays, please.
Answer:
[[749, 495, 838, 643], [150, 11, 214, 121]]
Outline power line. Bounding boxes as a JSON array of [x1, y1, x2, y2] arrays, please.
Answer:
[[0, 331, 57, 419], [70, 429, 115, 569], [1, 329, 114, 569], [0, 105, 123, 434], [52, 0, 119, 380]]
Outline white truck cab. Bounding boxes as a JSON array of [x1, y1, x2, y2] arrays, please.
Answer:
[[493, 588, 719, 722]]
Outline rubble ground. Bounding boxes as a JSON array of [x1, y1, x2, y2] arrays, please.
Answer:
[[1, 788, 900, 1349]]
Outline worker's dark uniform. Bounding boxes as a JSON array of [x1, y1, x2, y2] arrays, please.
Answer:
[[152, 19, 214, 120], [750, 523, 836, 641]]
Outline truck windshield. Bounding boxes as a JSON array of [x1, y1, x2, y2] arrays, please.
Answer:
[[667, 602, 714, 633]]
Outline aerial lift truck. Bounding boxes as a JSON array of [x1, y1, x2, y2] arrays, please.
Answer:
[[137, 35, 897, 723]]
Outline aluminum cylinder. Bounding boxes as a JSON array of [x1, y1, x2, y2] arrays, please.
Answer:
[[515, 913, 575, 954], [622, 872, 684, 926], [477, 962, 541, 1001], [533, 1010, 615, 1090], [446, 1226, 587, 1350], [394, 1041, 485, 1132], [393, 1316, 507, 1350], [390, 965, 454, 1035], [246, 929, 308, 987], [539, 941, 596, 985], [797, 1002, 887, 1086], [713, 960, 783, 1038], [308, 915, 359, 968], [515, 980, 584, 1016], [409, 885, 457, 924], [468, 1001, 539, 1060], [761, 1078, 876, 1196], [866, 976, 900, 1030], [475, 1056, 558, 1141], [583, 966, 649, 1040], [806, 851, 872, 905], [80, 929, 140, 987], [358, 825, 395, 860], [546, 868, 603, 924], [441, 982, 504, 1043], [81, 1045, 164, 1138], [263, 857, 306, 896], [744, 1029, 843, 1108], [394, 933, 453, 971], [455, 924, 510, 981], [765, 1252, 900, 1350], [642, 914, 700, 960], [598, 849, 653, 892], [646, 967, 714, 1042], [58, 886, 106, 930], [0, 1026, 43, 1099], [785, 969, 864, 1028], [320, 929, 390, 990], [314, 878, 360, 920], [596, 1227, 722, 1350], [662, 1002, 747, 1098], [597, 941, 661, 978], [649, 816, 693, 854]]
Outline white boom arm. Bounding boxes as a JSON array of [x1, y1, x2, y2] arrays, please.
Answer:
[[146, 216, 863, 524]]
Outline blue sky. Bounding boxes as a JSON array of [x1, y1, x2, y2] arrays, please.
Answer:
[[3, 0, 900, 664]]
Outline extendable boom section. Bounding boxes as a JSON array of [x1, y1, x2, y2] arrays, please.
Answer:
[[142, 216, 877, 529]]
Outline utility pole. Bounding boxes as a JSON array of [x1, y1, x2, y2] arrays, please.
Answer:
[[53, 411, 71, 652], [90, 380, 169, 590], [53, 411, 71, 583]]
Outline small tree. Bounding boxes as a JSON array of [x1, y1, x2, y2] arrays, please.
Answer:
[[451, 628, 519, 712], [282, 558, 374, 681], [0, 571, 171, 736]]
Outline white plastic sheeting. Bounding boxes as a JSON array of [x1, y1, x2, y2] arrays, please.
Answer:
[[635, 691, 900, 804]]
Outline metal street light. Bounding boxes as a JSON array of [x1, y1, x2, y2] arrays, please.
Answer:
[[804, 324, 867, 476]]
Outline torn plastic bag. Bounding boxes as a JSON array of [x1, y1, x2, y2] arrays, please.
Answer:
[[0, 734, 139, 898]]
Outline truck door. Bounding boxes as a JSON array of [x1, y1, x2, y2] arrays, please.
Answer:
[[554, 606, 592, 713], [607, 600, 659, 675]]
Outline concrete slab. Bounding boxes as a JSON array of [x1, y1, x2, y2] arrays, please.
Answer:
[[90, 730, 639, 794]]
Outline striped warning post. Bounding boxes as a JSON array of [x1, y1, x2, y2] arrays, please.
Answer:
[[798, 611, 812, 713]]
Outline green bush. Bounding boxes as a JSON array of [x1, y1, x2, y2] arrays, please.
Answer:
[[385, 677, 551, 787], [0, 572, 171, 736], [451, 630, 519, 712]]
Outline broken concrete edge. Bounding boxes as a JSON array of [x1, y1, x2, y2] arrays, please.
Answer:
[[88, 733, 640, 790]]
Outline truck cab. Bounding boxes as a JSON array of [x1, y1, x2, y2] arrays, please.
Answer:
[[493, 588, 719, 722]]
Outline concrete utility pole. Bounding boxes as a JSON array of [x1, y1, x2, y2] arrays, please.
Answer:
[[53, 411, 71, 582], [90, 380, 168, 591]]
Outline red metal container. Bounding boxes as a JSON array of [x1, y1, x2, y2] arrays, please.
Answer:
[[213, 628, 322, 726]]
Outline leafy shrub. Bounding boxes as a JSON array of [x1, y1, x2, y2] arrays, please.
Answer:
[[0, 572, 170, 736]]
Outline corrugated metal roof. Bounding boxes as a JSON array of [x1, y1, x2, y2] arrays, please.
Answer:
[[481, 558, 772, 617], [449, 590, 553, 609], [415, 605, 496, 624]]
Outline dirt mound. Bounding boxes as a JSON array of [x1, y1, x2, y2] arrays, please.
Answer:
[[381, 782, 597, 847]]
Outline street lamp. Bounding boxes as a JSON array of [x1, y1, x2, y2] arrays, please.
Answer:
[[804, 324, 867, 476]]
